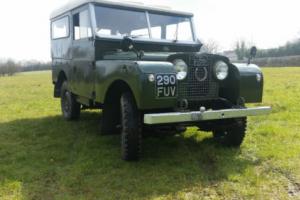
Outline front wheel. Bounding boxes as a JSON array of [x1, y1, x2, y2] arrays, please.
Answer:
[[213, 118, 247, 147], [120, 92, 142, 161], [60, 81, 81, 120]]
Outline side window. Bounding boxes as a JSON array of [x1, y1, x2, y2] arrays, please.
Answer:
[[73, 10, 92, 40], [52, 17, 69, 39]]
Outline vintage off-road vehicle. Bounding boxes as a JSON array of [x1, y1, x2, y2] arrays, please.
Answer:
[[50, 0, 271, 161]]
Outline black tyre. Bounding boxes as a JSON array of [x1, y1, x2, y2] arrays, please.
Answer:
[[120, 92, 141, 161], [213, 118, 247, 147], [60, 81, 81, 120]]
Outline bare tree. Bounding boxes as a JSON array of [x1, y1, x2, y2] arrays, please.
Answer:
[[201, 39, 220, 54], [235, 40, 247, 61], [7, 59, 19, 76], [0, 59, 20, 76]]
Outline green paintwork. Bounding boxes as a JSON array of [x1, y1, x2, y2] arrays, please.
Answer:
[[217, 63, 263, 105], [52, 50, 264, 110], [94, 59, 177, 110], [233, 64, 263, 103]]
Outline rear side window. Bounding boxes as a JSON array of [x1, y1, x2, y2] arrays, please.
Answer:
[[52, 17, 69, 39]]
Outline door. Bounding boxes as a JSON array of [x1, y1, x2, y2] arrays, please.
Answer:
[[71, 6, 95, 99]]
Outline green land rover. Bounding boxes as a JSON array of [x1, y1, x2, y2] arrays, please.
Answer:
[[50, 0, 271, 161]]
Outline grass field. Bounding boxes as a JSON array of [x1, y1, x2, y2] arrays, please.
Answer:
[[0, 68, 300, 200]]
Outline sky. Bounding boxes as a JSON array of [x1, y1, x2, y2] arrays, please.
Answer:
[[0, 0, 299, 61]]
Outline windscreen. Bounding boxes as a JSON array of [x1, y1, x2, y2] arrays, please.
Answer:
[[148, 13, 194, 42], [94, 5, 194, 42], [94, 6, 150, 39]]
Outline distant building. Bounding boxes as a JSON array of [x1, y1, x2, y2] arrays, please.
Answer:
[[222, 50, 238, 61]]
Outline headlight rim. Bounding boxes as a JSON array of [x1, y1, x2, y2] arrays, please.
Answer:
[[173, 59, 188, 81], [213, 60, 229, 81]]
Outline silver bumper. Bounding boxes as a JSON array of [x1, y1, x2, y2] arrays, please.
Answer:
[[144, 106, 272, 125]]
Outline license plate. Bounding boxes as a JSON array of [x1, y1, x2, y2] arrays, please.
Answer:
[[156, 74, 177, 98]]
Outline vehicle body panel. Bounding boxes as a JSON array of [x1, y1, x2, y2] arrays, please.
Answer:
[[234, 63, 263, 103], [94, 60, 177, 109], [219, 63, 263, 104], [50, 1, 265, 114]]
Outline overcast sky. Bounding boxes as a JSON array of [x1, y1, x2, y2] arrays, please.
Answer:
[[0, 0, 299, 61]]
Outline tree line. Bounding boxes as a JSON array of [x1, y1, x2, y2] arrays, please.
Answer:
[[0, 59, 51, 77], [234, 39, 300, 60], [256, 39, 300, 58]]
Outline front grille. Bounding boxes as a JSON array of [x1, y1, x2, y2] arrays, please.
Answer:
[[178, 54, 219, 100]]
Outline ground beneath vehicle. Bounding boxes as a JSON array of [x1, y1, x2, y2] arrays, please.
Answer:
[[50, 0, 271, 161]]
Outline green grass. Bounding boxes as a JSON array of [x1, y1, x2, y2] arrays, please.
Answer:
[[0, 68, 300, 200]]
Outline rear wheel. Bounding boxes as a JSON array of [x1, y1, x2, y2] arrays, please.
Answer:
[[120, 92, 142, 161], [60, 81, 81, 120], [213, 117, 247, 147]]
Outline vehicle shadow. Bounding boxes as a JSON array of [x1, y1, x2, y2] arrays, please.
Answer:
[[0, 112, 258, 199]]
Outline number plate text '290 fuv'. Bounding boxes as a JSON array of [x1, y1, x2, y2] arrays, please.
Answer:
[[156, 74, 177, 98]]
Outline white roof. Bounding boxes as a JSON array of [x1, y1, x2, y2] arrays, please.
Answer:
[[50, 0, 193, 19]]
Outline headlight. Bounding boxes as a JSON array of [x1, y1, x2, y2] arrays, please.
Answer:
[[173, 59, 188, 80], [213, 61, 229, 80]]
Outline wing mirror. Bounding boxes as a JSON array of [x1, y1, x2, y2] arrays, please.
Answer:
[[248, 46, 257, 65], [121, 36, 144, 59], [121, 36, 134, 52], [250, 46, 257, 58]]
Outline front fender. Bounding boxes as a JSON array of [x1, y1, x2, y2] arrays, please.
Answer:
[[94, 60, 141, 105], [220, 63, 264, 104], [94, 60, 177, 110], [135, 61, 178, 109]]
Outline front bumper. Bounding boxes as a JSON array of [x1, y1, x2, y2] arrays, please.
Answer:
[[144, 106, 272, 125]]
